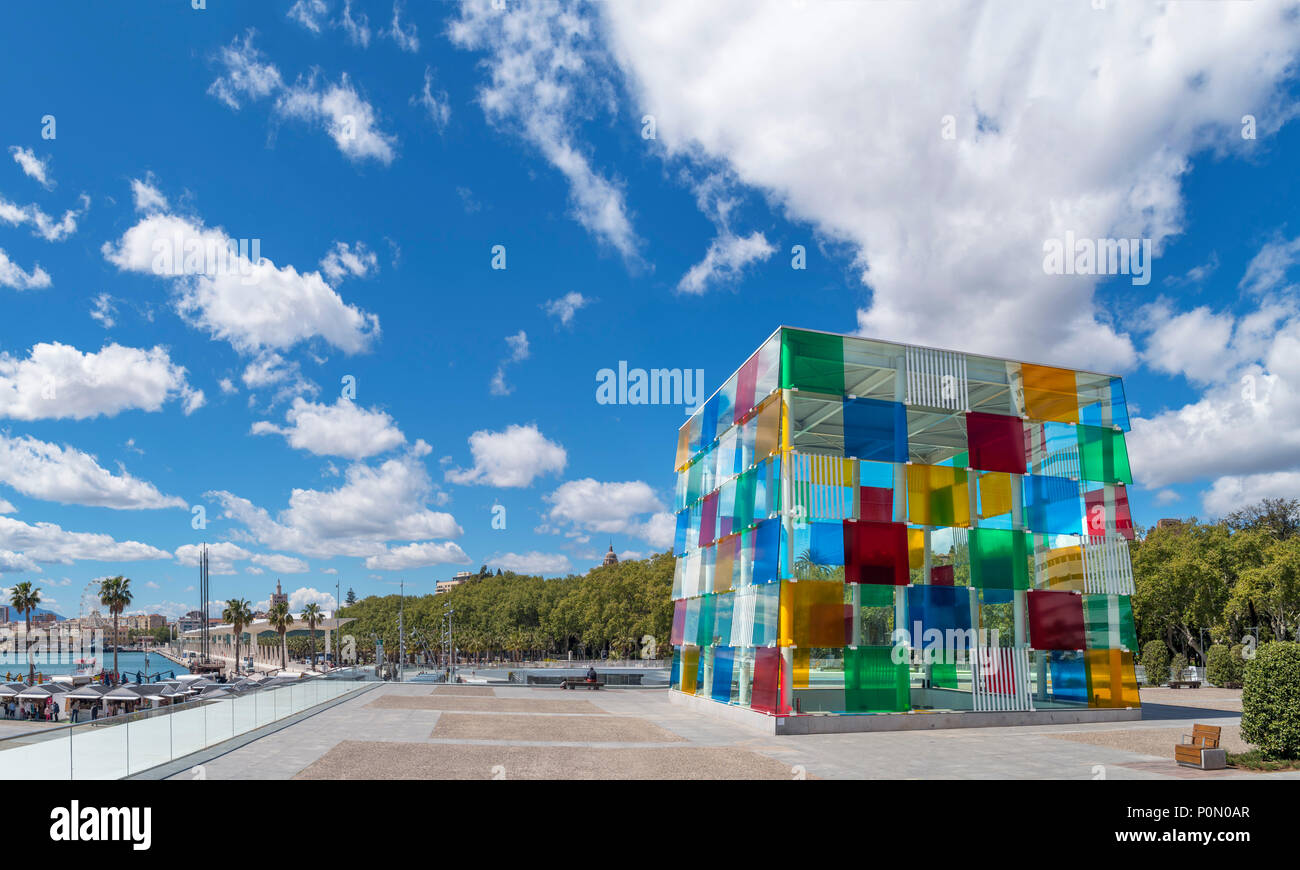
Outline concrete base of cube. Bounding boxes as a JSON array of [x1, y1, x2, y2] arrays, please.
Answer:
[[669, 688, 1142, 735]]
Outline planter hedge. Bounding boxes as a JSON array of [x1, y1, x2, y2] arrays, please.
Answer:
[[1240, 641, 1300, 760], [1141, 640, 1171, 687]]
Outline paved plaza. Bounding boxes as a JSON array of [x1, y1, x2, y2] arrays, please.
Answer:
[[164, 684, 1299, 780]]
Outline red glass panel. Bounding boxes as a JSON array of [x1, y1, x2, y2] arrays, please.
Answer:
[[843, 520, 909, 585], [859, 485, 894, 522], [966, 411, 1027, 474], [931, 564, 955, 585], [1028, 590, 1086, 650], [735, 351, 758, 424], [751, 646, 782, 714]]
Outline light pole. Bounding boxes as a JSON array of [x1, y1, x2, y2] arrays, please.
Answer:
[[398, 579, 405, 682]]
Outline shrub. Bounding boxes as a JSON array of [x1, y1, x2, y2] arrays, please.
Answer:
[[1141, 640, 1171, 687], [1171, 653, 1189, 681], [1227, 643, 1247, 686], [1240, 642, 1300, 760], [1206, 644, 1234, 687]]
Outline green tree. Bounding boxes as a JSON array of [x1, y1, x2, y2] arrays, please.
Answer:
[[8, 581, 41, 682], [98, 576, 132, 679], [1141, 639, 1171, 687], [301, 602, 322, 670], [268, 600, 294, 670], [222, 598, 252, 675]]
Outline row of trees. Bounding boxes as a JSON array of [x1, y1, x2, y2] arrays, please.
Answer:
[[8, 576, 134, 682], [335, 552, 675, 665], [1130, 498, 1300, 664]]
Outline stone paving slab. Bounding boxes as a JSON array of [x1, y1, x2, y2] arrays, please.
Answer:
[[294, 740, 797, 779], [367, 695, 599, 714], [431, 686, 496, 697], [1046, 724, 1251, 757], [430, 712, 684, 743]]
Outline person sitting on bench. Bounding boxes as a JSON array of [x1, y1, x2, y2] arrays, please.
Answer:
[[586, 666, 598, 683]]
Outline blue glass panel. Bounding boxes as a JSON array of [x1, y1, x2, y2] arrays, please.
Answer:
[[674, 508, 690, 556], [1022, 474, 1083, 536], [979, 587, 1014, 605], [683, 596, 700, 645], [711, 646, 735, 703], [700, 394, 719, 448], [907, 585, 973, 643], [1049, 650, 1088, 703], [753, 582, 780, 646], [713, 591, 733, 643], [843, 397, 908, 463], [669, 648, 680, 689], [753, 517, 781, 584]]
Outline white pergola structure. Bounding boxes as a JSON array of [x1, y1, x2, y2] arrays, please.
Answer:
[[181, 616, 356, 670]]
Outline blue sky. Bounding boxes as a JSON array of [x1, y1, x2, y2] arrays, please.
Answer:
[[2, 0, 1299, 618]]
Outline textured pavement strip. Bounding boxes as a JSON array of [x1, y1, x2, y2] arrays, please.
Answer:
[[429, 711, 684, 742]]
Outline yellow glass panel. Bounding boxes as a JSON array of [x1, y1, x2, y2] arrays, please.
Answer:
[[680, 646, 699, 695], [793, 648, 811, 688], [1022, 363, 1079, 424], [1086, 648, 1140, 708], [978, 471, 1014, 519], [1044, 545, 1085, 591], [906, 464, 970, 527], [908, 528, 925, 571], [675, 425, 691, 471], [756, 395, 781, 459], [779, 579, 846, 647], [714, 534, 736, 594]]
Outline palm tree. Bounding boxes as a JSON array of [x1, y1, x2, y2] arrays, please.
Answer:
[[222, 598, 252, 676], [301, 603, 322, 671], [9, 582, 41, 682], [98, 576, 132, 680], [268, 600, 294, 671]]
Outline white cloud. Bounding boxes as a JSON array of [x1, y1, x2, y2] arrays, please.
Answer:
[[276, 72, 398, 165], [386, 1, 420, 53], [445, 423, 566, 488], [1154, 489, 1182, 506], [0, 192, 89, 242], [0, 515, 170, 567], [218, 377, 237, 395], [252, 553, 310, 574], [0, 341, 200, 421], [677, 172, 775, 294], [0, 550, 40, 574], [412, 66, 451, 130], [493, 551, 571, 574], [208, 31, 396, 164], [103, 210, 380, 355], [542, 291, 590, 327], [490, 330, 529, 396], [1139, 302, 1240, 384], [0, 433, 187, 510], [337, 0, 371, 47], [364, 541, 471, 571], [0, 248, 51, 290], [287, 0, 329, 34], [207, 30, 284, 110], [544, 479, 667, 548], [209, 443, 461, 559], [89, 293, 116, 327], [449, 1, 640, 261], [130, 175, 169, 214], [0, 498, 15, 514], [251, 396, 406, 459], [9, 146, 52, 189], [1202, 471, 1300, 518], [319, 240, 378, 282], [599, 0, 1300, 370], [1239, 234, 1300, 297], [175, 542, 252, 575], [288, 586, 337, 610]]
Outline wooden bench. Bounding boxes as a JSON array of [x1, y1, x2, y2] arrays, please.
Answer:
[[1175, 724, 1225, 770], [1168, 680, 1201, 689], [559, 678, 602, 690]]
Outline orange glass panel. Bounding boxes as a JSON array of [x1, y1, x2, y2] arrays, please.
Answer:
[[793, 648, 811, 688], [779, 580, 847, 647], [906, 464, 970, 527], [978, 471, 1014, 519], [714, 534, 737, 594], [908, 528, 925, 571], [755, 395, 781, 460], [1043, 544, 1085, 591], [680, 646, 700, 695], [1086, 648, 1140, 708], [1021, 363, 1079, 424]]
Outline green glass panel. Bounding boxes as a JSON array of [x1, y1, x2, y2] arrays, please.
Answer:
[[969, 528, 1029, 590], [1077, 425, 1133, 485], [734, 467, 756, 530], [930, 661, 958, 689], [1082, 594, 1111, 649], [844, 645, 909, 712], [696, 594, 716, 647], [859, 583, 896, 608], [781, 329, 845, 394], [1117, 596, 1138, 652]]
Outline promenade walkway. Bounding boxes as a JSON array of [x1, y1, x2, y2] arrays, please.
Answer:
[[166, 684, 1299, 780]]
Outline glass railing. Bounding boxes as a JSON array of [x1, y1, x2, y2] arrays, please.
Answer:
[[0, 674, 370, 779]]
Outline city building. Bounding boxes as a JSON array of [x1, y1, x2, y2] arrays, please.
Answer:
[[270, 580, 288, 609], [178, 610, 206, 634], [669, 327, 1139, 728], [602, 544, 619, 567]]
